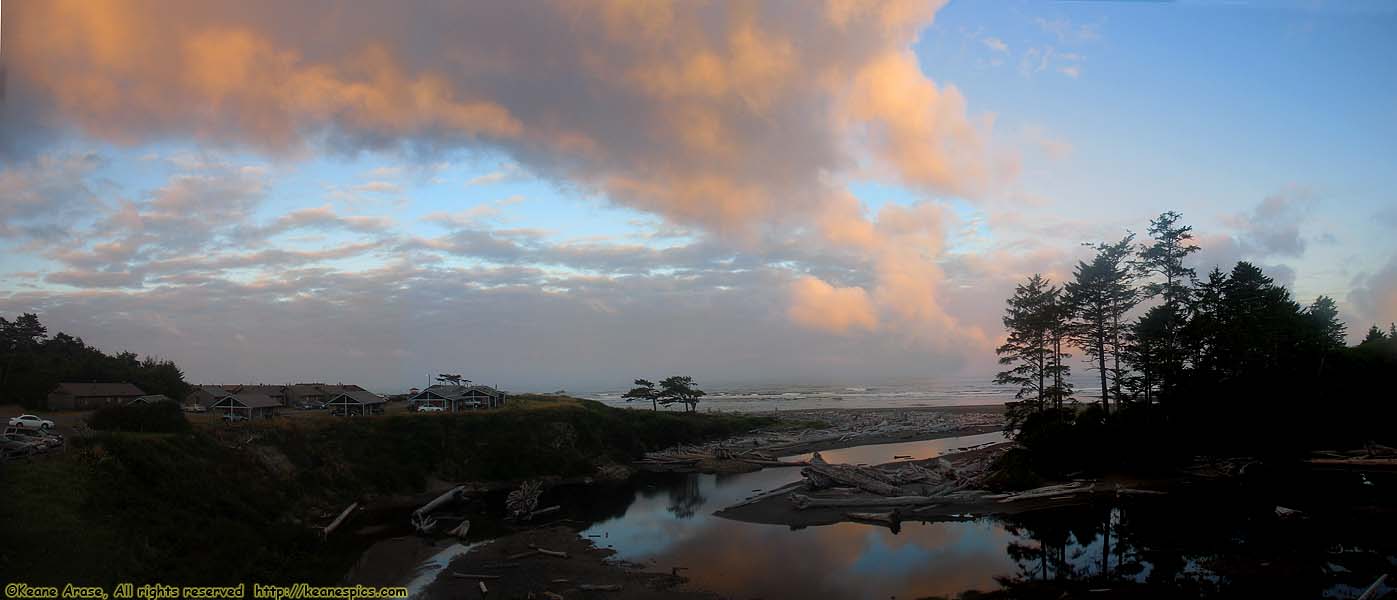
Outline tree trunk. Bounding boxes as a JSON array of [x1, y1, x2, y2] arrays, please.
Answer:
[[1097, 319, 1109, 417]]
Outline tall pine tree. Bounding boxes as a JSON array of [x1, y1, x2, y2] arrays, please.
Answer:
[[1066, 235, 1137, 416]]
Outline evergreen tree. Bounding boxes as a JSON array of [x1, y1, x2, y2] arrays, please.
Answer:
[[659, 375, 705, 412], [1043, 287, 1075, 412], [1217, 262, 1304, 376], [1123, 305, 1170, 407], [1304, 296, 1346, 351], [622, 378, 661, 411], [1134, 212, 1200, 401], [995, 275, 1055, 409], [1362, 325, 1389, 345], [1066, 235, 1137, 416], [1182, 267, 1228, 378], [0, 313, 190, 407], [996, 275, 1075, 432]]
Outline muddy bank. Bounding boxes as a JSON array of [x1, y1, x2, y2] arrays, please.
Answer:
[[418, 526, 718, 600]]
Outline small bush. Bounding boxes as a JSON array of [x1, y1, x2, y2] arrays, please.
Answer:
[[87, 402, 190, 433]]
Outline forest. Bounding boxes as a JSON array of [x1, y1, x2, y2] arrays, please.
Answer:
[[0, 313, 189, 408], [995, 212, 1397, 475]]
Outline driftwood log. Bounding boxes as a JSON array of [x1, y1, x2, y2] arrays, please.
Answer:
[[994, 482, 1092, 503], [528, 545, 570, 558], [1357, 574, 1388, 600], [791, 493, 939, 509], [322, 502, 359, 537], [728, 481, 807, 510], [801, 453, 904, 496], [527, 505, 561, 520], [412, 486, 464, 533], [1307, 457, 1397, 470], [846, 511, 901, 526]]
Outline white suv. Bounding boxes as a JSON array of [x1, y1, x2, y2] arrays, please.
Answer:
[[8, 414, 54, 430]]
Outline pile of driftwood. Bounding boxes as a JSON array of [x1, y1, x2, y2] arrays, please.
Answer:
[[638, 445, 804, 469], [787, 452, 988, 513], [753, 450, 1159, 528], [1307, 443, 1397, 470]]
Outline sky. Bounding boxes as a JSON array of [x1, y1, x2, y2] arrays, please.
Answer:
[[0, 0, 1394, 393]]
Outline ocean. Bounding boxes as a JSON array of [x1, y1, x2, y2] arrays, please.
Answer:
[[586, 376, 1100, 412]]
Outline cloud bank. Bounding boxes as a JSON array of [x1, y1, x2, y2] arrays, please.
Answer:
[[2, 0, 1010, 357]]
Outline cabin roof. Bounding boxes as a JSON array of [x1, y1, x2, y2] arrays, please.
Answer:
[[131, 394, 172, 403], [213, 392, 281, 409], [410, 384, 505, 401], [328, 389, 385, 405]]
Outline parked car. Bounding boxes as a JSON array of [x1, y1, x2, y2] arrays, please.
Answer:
[[1, 438, 35, 460], [182, 404, 207, 413], [222, 414, 248, 423], [8, 414, 54, 430], [3, 430, 60, 452], [417, 405, 445, 413]]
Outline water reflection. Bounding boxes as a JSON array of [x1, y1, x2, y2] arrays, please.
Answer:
[[571, 433, 1023, 598], [552, 435, 1397, 599]]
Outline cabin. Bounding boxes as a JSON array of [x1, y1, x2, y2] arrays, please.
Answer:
[[188, 385, 237, 409], [126, 394, 173, 405], [224, 384, 288, 406], [211, 392, 280, 420], [285, 383, 366, 407], [47, 382, 146, 410], [325, 389, 387, 416], [409, 384, 507, 412]]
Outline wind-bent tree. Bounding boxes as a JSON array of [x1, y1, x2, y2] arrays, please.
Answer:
[[622, 378, 661, 411], [659, 375, 706, 412], [1066, 235, 1137, 416], [1134, 212, 1199, 398], [436, 373, 466, 386]]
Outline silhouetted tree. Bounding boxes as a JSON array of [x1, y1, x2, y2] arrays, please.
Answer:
[[1066, 235, 1136, 416], [659, 375, 706, 412], [1123, 305, 1170, 406], [0, 313, 190, 408], [1182, 267, 1228, 379], [997, 275, 1074, 432], [1304, 296, 1346, 376], [1134, 212, 1199, 402], [1362, 325, 1389, 345], [996, 275, 1055, 410], [622, 378, 660, 411]]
